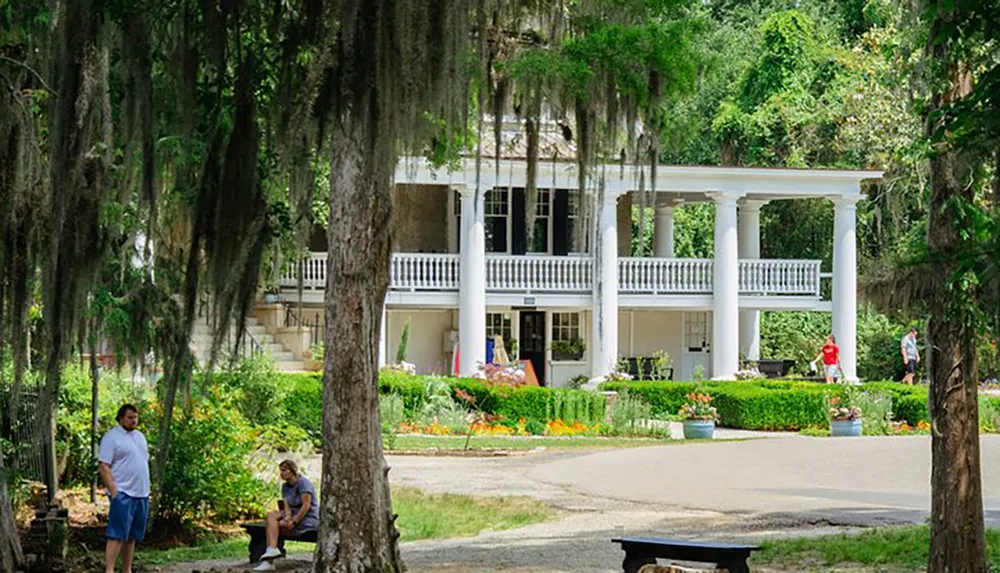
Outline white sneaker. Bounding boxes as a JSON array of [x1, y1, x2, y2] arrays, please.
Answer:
[[261, 546, 283, 559], [253, 561, 276, 571]]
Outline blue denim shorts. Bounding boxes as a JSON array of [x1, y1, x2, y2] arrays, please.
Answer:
[[107, 493, 149, 542]]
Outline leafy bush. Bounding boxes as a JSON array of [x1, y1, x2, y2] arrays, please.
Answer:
[[379, 370, 433, 415], [979, 397, 1000, 433], [57, 367, 155, 486], [846, 388, 893, 435], [284, 373, 323, 441], [253, 423, 312, 453], [546, 390, 605, 426], [158, 391, 271, 526], [218, 355, 289, 426], [416, 378, 468, 433], [608, 391, 664, 437], [380, 393, 406, 449]]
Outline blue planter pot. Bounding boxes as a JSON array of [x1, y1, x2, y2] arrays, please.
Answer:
[[682, 420, 715, 440], [830, 419, 863, 437], [264, 293, 279, 304]]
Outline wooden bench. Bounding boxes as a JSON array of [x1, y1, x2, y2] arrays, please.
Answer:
[[241, 522, 318, 563], [612, 536, 760, 573], [755, 359, 795, 379]]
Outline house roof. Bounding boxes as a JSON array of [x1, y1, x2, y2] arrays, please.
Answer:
[[399, 117, 883, 200]]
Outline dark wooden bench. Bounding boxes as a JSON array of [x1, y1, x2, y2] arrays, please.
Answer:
[[755, 359, 795, 379], [242, 522, 318, 563], [612, 536, 760, 573]]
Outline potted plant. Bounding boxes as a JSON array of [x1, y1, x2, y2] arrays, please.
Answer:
[[828, 394, 863, 437], [678, 392, 717, 439], [263, 285, 280, 304], [551, 338, 586, 361]]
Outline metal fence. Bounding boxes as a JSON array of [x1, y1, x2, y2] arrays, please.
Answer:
[[0, 388, 44, 481]]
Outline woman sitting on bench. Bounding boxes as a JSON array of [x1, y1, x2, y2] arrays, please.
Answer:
[[255, 459, 320, 571]]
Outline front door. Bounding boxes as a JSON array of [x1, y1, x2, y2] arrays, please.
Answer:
[[519, 311, 546, 386], [681, 312, 711, 380]]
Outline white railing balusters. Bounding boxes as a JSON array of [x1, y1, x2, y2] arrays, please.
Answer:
[[282, 253, 822, 297]]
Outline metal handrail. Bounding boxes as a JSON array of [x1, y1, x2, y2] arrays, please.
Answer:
[[284, 302, 324, 347]]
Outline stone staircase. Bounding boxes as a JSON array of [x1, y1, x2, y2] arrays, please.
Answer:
[[189, 312, 307, 372]]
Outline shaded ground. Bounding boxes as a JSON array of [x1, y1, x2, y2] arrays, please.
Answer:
[[156, 433, 1000, 572]]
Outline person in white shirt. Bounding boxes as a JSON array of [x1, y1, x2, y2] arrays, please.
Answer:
[[901, 328, 920, 385], [99, 404, 150, 573]]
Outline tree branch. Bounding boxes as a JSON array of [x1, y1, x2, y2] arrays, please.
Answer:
[[0, 55, 57, 95]]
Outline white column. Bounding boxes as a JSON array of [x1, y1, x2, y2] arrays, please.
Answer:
[[832, 196, 859, 382], [459, 185, 487, 376], [378, 306, 387, 367], [738, 199, 766, 362], [654, 197, 680, 258], [591, 192, 620, 380], [711, 192, 742, 380]]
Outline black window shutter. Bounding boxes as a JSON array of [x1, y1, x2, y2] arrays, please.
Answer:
[[511, 188, 527, 255], [552, 190, 569, 256]]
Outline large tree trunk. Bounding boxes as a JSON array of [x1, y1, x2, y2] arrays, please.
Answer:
[[925, 8, 988, 570], [0, 451, 23, 572], [313, 106, 402, 573]]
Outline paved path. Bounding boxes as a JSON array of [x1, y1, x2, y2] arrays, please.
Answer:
[[166, 434, 1000, 573]]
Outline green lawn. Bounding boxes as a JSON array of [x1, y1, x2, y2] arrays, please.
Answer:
[[755, 526, 1000, 571], [135, 486, 552, 567]]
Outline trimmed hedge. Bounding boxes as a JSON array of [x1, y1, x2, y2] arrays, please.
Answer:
[[280, 372, 938, 435], [600, 380, 830, 430], [601, 379, 932, 430]]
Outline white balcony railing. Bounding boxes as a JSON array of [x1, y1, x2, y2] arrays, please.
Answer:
[[487, 255, 592, 292], [392, 253, 460, 291], [280, 253, 821, 297], [740, 259, 821, 296], [619, 258, 713, 294]]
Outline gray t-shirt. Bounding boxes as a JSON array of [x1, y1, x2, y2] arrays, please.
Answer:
[[901, 334, 918, 360], [282, 476, 319, 530]]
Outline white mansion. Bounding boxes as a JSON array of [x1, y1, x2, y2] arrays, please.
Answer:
[[278, 150, 881, 386]]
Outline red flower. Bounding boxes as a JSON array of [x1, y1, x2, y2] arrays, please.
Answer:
[[455, 389, 476, 405]]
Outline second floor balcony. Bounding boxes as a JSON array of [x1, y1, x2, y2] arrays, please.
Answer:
[[281, 252, 822, 297]]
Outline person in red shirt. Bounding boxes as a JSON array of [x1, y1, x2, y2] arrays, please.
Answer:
[[812, 335, 845, 384]]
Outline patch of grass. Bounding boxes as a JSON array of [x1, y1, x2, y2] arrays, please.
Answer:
[[389, 434, 675, 451], [798, 426, 830, 437], [133, 486, 552, 567], [393, 486, 552, 541], [755, 525, 1000, 570], [138, 539, 315, 566]]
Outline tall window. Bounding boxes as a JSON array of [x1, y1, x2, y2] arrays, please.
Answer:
[[567, 189, 589, 253], [527, 189, 551, 253], [485, 189, 509, 252], [454, 189, 509, 253], [551, 312, 583, 361]]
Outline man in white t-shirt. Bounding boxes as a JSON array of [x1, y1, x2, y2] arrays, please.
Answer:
[[99, 404, 150, 573], [901, 328, 920, 385]]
